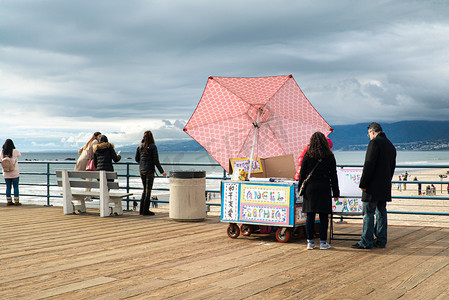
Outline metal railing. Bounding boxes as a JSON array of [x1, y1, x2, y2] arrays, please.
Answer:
[[338, 164, 449, 217], [1, 162, 449, 217], [0, 161, 228, 210]]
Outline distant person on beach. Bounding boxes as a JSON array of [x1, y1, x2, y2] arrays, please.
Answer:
[[352, 122, 396, 249], [151, 196, 159, 208], [93, 135, 121, 172], [414, 177, 422, 195], [398, 176, 402, 192], [75, 132, 101, 171], [135, 130, 166, 216], [298, 132, 339, 250], [403, 171, 408, 191], [1, 139, 22, 206], [431, 184, 436, 196], [294, 138, 333, 181]]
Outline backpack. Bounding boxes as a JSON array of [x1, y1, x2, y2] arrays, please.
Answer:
[[1, 156, 15, 172]]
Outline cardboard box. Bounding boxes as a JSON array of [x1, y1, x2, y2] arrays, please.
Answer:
[[229, 154, 296, 179]]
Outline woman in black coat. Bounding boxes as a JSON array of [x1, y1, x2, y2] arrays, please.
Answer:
[[298, 132, 340, 250], [93, 135, 121, 172], [135, 130, 166, 216]]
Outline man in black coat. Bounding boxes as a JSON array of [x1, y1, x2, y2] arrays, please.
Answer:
[[352, 122, 396, 249]]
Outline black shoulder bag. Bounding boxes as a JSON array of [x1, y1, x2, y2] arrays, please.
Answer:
[[298, 159, 322, 196]]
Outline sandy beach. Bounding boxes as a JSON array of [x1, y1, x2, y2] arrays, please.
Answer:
[[386, 167, 449, 227]]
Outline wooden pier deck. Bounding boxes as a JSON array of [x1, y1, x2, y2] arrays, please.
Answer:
[[1, 204, 449, 299]]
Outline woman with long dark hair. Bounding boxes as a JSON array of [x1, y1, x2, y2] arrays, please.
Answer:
[[135, 130, 166, 216], [1, 139, 22, 206], [298, 132, 340, 250], [75, 132, 102, 171]]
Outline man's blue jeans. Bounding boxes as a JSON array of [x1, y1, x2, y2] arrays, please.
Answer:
[[5, 177, 20, 198], [360, 201, 387, 248]]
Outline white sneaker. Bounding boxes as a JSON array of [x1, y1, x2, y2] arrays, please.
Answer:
[[307, 242, 315, 250], [320, 242, 331, 250]]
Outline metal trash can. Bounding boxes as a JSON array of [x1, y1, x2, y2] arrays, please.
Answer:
[[169, 171, 206, 221]]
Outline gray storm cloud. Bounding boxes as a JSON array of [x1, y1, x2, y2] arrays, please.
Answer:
[[1, 0, 448, 150]]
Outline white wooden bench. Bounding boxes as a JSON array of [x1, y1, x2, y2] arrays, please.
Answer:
[[56, 170, 132, 217]]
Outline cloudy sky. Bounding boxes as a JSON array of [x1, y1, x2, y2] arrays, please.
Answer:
[[1, 0, 448, 151]]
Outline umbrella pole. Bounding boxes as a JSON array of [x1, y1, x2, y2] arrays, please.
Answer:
[[248, 110, 261, 180]]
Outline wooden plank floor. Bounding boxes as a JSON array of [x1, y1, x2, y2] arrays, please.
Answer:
[[1, 204, 449, 299]]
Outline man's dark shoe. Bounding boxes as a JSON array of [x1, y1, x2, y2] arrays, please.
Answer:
[[351, 243, 372, 249], [374, 243, 386, 248], [143, 211, 155, 216]]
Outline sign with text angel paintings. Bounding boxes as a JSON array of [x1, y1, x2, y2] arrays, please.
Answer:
[[230, 157, 263, 174], [239, 184, 290, 225], [333, 168, 363, 214]]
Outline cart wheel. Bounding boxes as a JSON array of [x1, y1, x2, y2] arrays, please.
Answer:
[[240, 224, 252, 236], [292, 226, 305, 239], [275, 228, 291, 243], [227, 223, 240, 239]]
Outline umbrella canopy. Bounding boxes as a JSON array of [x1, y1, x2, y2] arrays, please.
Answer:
[[184, 75, 333, 173]]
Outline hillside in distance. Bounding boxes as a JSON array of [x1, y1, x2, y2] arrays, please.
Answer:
[[330, 120, 449, 151], [120, 120, 449, 152], [120, 139, 205, 152]]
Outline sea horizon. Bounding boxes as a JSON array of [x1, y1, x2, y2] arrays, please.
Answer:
[[17, 150, 449, 166]]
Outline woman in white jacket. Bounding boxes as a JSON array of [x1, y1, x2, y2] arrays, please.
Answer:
[[1, 139, 21, 206], [75, 132, 102, 171]]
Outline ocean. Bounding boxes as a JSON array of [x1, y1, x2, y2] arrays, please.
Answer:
[[19, 150, 449, 168], [4, 150, 449, 206]]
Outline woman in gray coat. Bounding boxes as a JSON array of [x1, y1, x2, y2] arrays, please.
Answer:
[[298, 132, 340, 250]]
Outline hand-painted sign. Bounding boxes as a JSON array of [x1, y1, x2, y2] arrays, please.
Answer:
[[222, 182, 239, 221], [230, 157, 263, 173], [241, 184, 290, 206], [240, 204, 288, 225], [295, 205, 307, 225], [334, 168, 363, 214], [332, 197, 362, 213]]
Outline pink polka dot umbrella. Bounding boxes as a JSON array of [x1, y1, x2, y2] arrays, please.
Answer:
[[184, 75, 333, 175]]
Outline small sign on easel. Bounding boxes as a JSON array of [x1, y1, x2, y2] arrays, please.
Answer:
[[230, 157, 263, 174]]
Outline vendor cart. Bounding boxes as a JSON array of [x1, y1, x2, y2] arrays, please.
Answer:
[[221, 180, 307, 243]]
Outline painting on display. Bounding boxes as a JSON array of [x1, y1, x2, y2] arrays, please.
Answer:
[[334, 168, 363, 214], [230, 157, 263, 174]]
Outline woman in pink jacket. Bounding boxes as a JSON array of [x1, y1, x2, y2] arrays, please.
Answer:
[[75, 132, 102, 171], [1, 139, 21, 206]]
